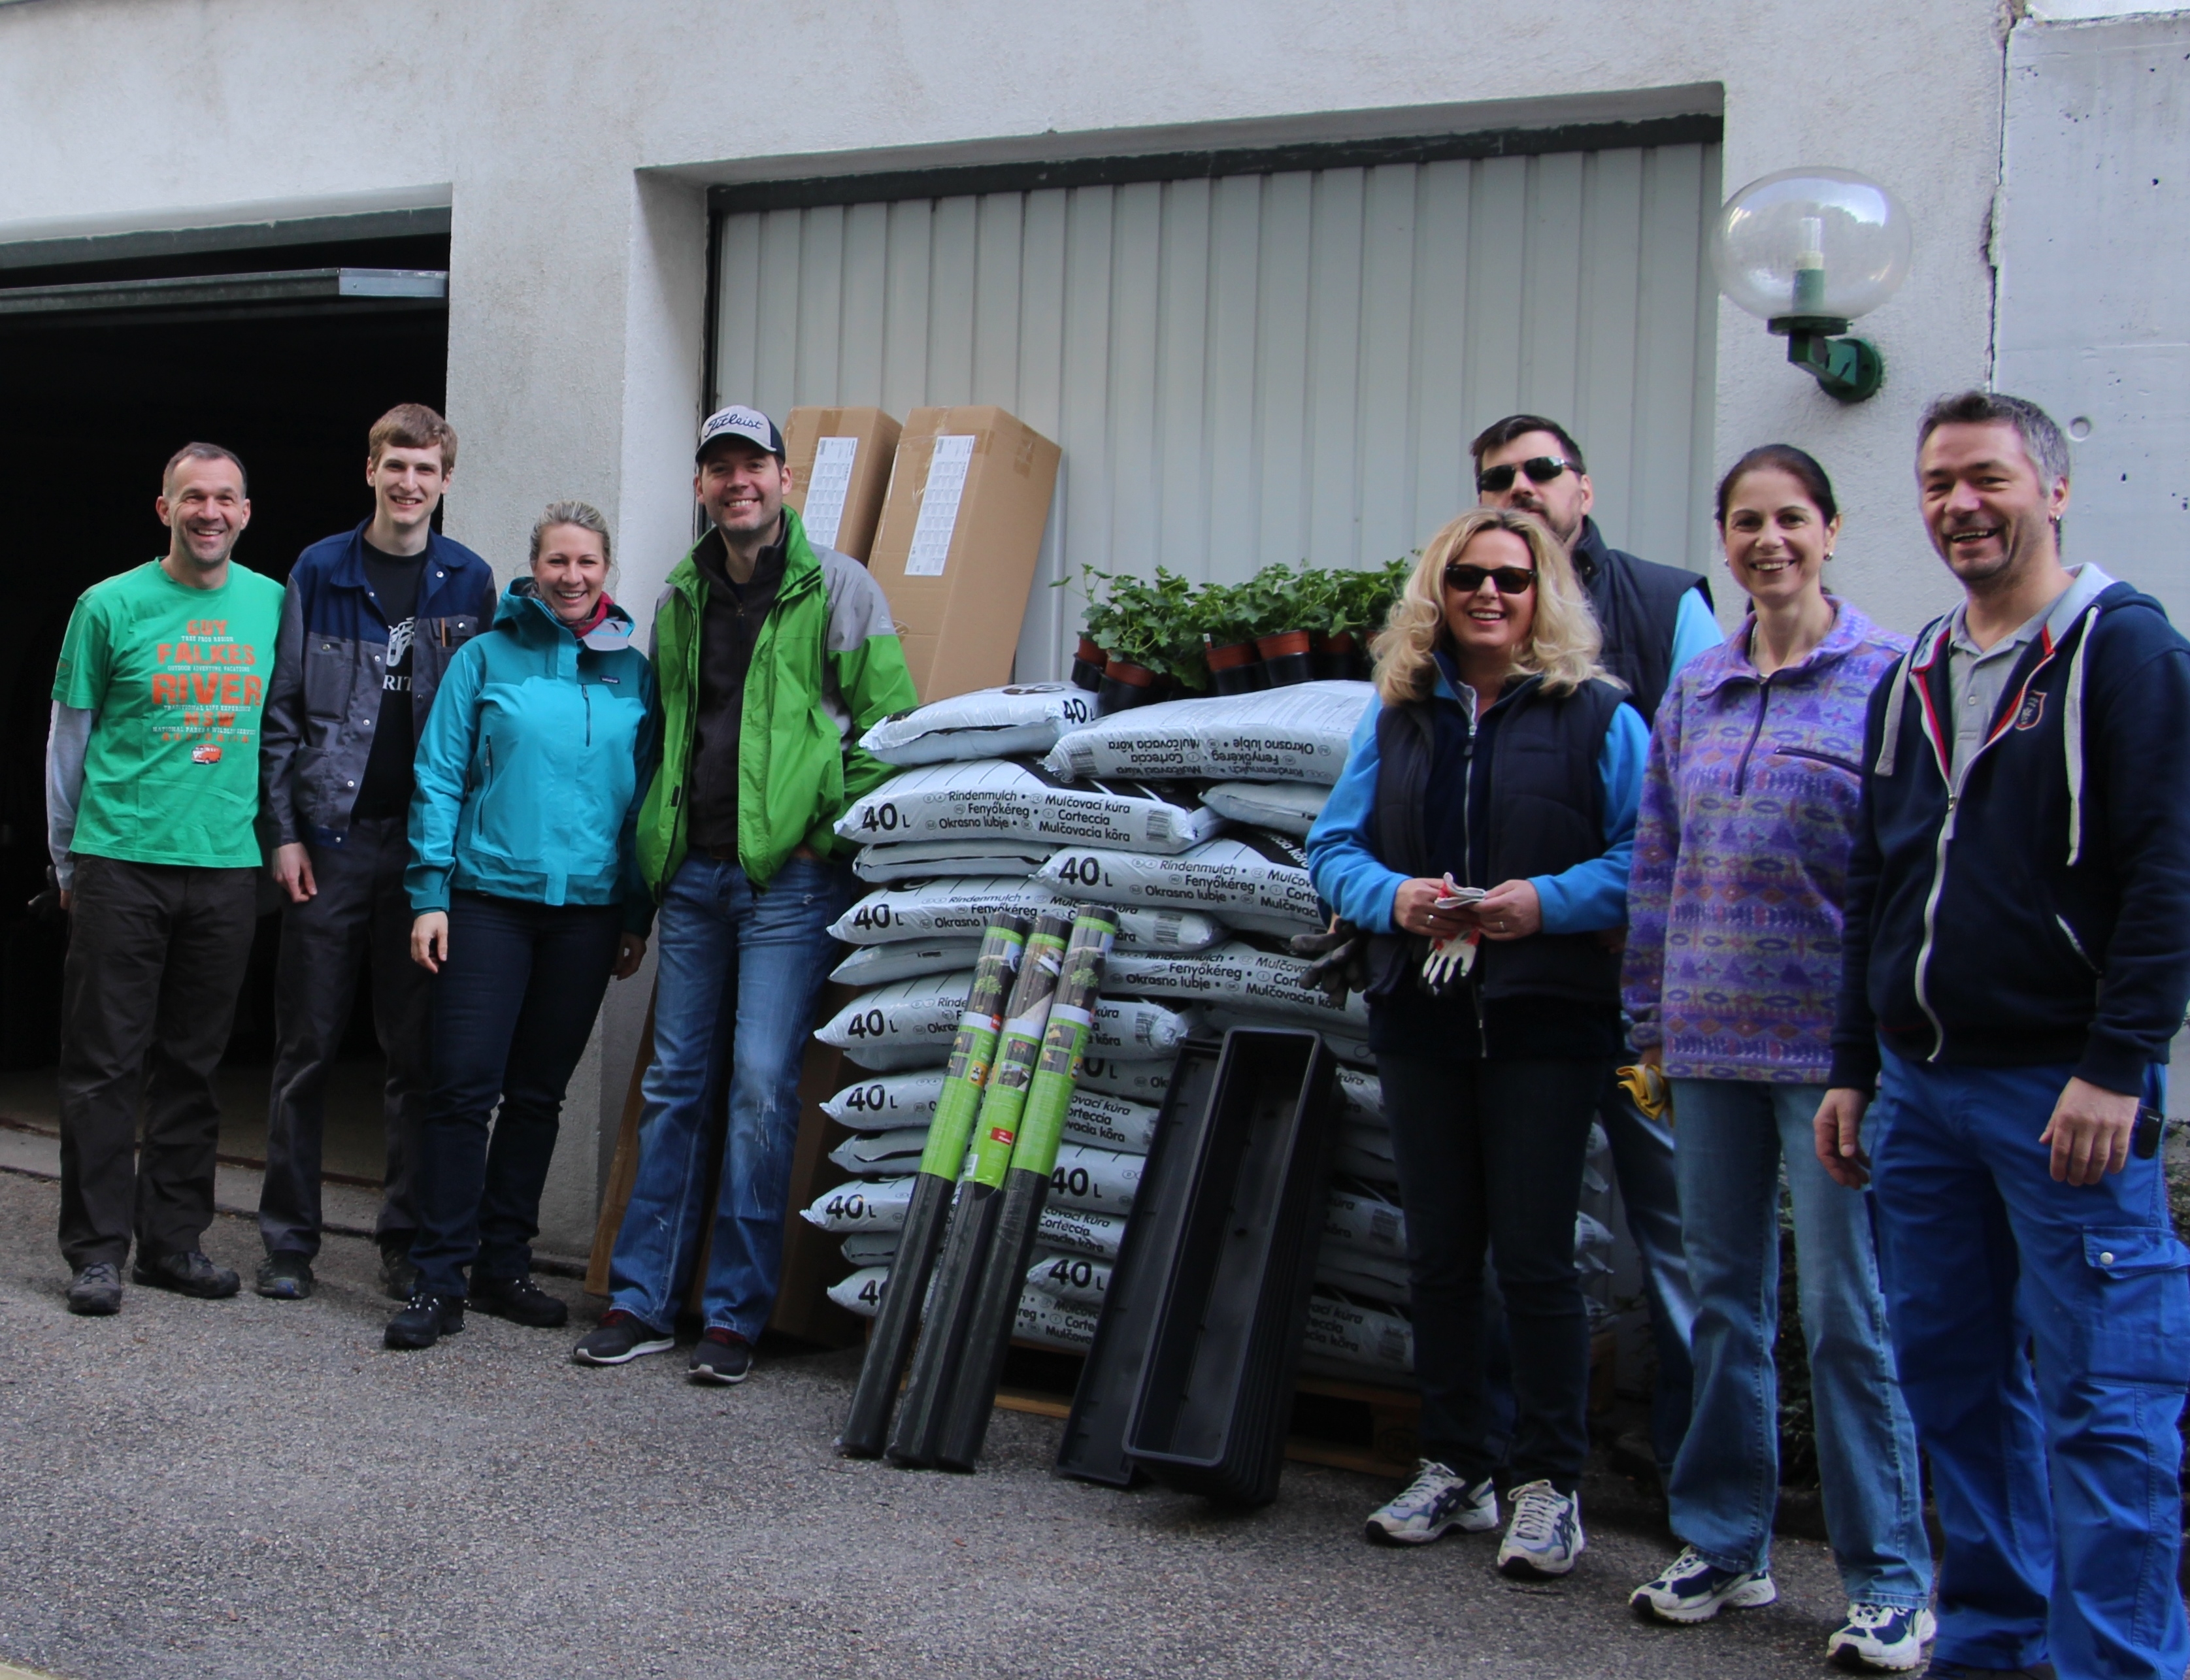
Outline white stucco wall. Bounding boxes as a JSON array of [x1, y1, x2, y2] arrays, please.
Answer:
[[0, 0, 2012, 1247]]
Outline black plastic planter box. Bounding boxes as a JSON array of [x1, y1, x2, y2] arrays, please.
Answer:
[[1120, 1028, 1340, 1507]]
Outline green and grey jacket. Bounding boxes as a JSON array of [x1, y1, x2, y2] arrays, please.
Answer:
[[637, 507, 916, 895]]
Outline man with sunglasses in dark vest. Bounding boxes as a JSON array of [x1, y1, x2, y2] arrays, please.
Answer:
[[1472, 414, 1719, 1485]]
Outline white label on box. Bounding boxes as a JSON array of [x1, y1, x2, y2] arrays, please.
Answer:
[[801, 435, 859, 550], [904, 435, 975, 578]]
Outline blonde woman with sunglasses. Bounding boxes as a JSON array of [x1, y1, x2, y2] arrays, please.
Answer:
[[1306, 507, 1648, 1579]]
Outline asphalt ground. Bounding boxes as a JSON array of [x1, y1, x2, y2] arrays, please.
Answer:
[[0, 1168, 1895, 1680]]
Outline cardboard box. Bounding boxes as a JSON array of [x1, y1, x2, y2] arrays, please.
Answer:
[[867, 405, 1061, 702], [783, 406, 900, 563]]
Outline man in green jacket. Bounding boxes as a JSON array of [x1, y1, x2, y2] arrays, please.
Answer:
[[574, 404, 916, 1383]]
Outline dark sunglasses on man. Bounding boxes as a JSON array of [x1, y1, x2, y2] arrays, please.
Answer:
[[1444, 563, 1538, 596], [1476, 455, 1574, 495]]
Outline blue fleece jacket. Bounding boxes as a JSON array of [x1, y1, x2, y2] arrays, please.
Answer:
[[1829, 574, 2190, 1095], [406, 582, 659, 933]]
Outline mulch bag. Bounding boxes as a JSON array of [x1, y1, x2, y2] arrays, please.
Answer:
[[1046, 1142, 1143, 1215], [840, 1231, 899, 1267], [1301, 1290, 1416, 1380], [828, 876, 1219, 952], [1335, 1064, 1385, 1125], [801, 1175, 916, 1234], [852, 838, 1057, 885], [1325, 1182, 1408, 1258], [1333, 1123, 1398, 1185], [1037, 1204, 1127, 1260], [821, 1069, 1158, 1152], [834, 758, 1222, 855], [1076, 1054, 1175, 1104], [1104, 940, 1371, 1030], [828, 938, 984, 989], [816, 972, 1195, 1068], [1024, 1248, 1110, 1309], [827, 1127, 932, 1178], [859, 684, 1101, 766], [1016, 1291, 1102, 1353], [1200, 780, 1330, 838], [829, 1265, 890, 1319], [1315, 1245, 1412, 1308], [1031, 831, 1323, 936], [1043, 680, 1372, 785]]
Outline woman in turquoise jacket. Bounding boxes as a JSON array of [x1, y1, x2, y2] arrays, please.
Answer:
[[387, 501, 658, 1351]]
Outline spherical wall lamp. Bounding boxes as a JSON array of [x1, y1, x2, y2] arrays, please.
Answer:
[[1710, 167, 1912, 403]]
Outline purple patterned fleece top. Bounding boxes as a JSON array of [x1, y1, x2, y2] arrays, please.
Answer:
[[1623, 599, 1908, 1082]]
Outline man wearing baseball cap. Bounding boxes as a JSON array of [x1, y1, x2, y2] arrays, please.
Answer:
[[574, 404, 915, 1383]]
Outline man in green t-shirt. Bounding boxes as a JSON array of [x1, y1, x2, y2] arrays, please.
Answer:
[[46, 442, 286, 1315]]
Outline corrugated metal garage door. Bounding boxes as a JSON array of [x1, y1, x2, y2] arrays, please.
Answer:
[[715, 140, 1721, 681]]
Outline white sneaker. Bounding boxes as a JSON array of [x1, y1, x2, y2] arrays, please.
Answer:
[[1363, 1460, 1499, 1545], [1629, 1545, 1777, 1623], [1496, 1479, 1585, 1577], [1825, 1603, 1937, 1672]]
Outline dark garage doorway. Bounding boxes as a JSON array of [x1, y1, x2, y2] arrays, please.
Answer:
[[0, 216, 452, 1201]]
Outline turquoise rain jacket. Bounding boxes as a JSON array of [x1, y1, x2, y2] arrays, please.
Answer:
[[406, 580, 658, 932]]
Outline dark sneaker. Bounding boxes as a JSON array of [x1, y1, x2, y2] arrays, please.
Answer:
[[384, 1293, 465, 1350], [572, 1309, 674, 1366], [469, 1273, 569, 1329], [1496, 1479, 1585, 1578], [688, 1328, 753, 1385], [254, 1253, 315, 1300], [131, 1250, 241, 1300], [66, 1262, 123, 1316], [378, 1241, 419, 1302], [1631, 1545, 1776, 1623]]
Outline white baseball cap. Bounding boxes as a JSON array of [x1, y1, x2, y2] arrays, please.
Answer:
[[696, 404, 785, 462]]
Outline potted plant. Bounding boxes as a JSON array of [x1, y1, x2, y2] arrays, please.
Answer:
[[1244, 561, 1316, 685], [1059, 565, 1117, 693], [1094, 567, 1202, 712], [1195, 578, 1268, 695]]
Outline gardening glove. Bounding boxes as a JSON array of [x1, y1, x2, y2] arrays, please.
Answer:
[[1291, 917, 1369, 1006], [1615, 1061, 1671, 1123], [1419, 927, 1480, 996]]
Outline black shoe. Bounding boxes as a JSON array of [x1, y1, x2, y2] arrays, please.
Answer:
[[572, 1309, 675, 1366], [377, 1241, 419, 1302], [66, 1262, 123, 1316], [254, 1252, 315, 1300], [131, 1250, 241, 1300], [688, 1329, 753, 1385], [384, 1293, 465, 1350], [468, 1273, 568, 1328]]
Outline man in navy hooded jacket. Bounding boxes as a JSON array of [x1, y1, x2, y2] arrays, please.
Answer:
[[254, 405, 496, 1303], [1819, 391, 2190, 1680]]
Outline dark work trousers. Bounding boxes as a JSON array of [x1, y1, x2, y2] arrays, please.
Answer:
[[408, 893, 622, 1300], [1376, 1051, 1609, 1494], [258, 817, 431, 1259], [57, 855, 259, 1270]]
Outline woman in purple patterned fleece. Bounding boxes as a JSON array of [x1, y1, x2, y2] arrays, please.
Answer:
[[1621, 446, 1937, 1673]]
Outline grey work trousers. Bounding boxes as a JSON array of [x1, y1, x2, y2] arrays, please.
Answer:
[[257, 817, 431, 1258], [57, 854, 259, 1270]]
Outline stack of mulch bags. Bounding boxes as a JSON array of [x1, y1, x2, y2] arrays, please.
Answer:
[[800, 678, 1618, 1385]]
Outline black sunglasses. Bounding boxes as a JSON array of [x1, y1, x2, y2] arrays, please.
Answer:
[[1444, 563, 1538, 596], [1476, 456, 1574, 495]]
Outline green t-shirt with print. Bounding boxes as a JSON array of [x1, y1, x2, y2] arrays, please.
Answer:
[[52, 559, 287, 869]]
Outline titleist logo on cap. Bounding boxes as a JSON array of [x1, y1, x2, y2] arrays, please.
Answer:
[[697, 404, 784, 460]]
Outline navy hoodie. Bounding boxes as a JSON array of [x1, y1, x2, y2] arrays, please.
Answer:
[[1830, 571, 2190, 1095]]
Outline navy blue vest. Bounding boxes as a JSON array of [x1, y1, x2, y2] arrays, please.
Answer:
[[1367, 674, 1626, 1008]]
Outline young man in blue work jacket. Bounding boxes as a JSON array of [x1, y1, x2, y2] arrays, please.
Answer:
[[254, 404, 496, 1303], [1819, 391, 2190, 1680]]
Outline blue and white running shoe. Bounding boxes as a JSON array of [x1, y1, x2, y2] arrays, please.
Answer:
[[1629, 1545, 1778, 1623], [1495, 1479, 1585, 1577], [1826, 1603, 1938, 1672], [1363, 1459, 1499, 1545]]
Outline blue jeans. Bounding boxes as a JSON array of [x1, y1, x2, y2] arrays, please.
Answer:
[[410, 893, 623, 1299], [1870, 1049, 2188, 1680], [1601, 1073, 1700, 1475], [1667, 1078, 1931, 1608], [608, 852, 850, 1341]]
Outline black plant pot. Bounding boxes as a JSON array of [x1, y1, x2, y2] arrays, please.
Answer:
[[1205, 640, 1270, 697], [1097, 659, 1161, 713], [1257, 630, 1316, 687], [1070, 634, 1108, 694]]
